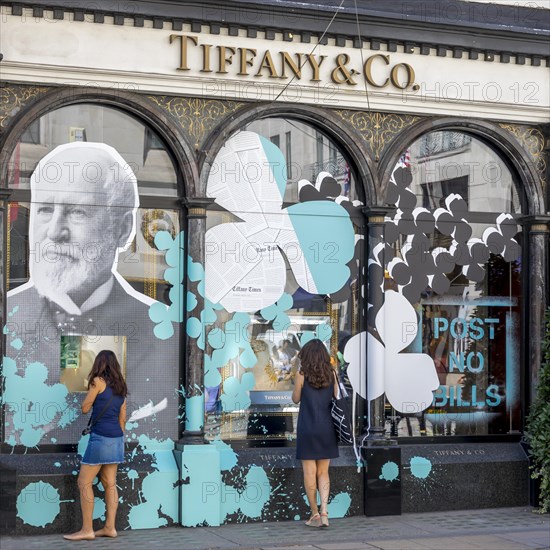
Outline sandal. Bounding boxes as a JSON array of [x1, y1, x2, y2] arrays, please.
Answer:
[[305, 513, 322, 527], [320, 512, 329, 527]]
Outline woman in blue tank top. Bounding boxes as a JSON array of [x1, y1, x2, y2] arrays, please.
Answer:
[[64, 350, 127, 541], [292, 339, 339, 529]]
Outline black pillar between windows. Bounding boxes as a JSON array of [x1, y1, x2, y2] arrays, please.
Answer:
[[362, 206, 395, 441], [178, 197, 215, 444], [523, 215, 550, 403]]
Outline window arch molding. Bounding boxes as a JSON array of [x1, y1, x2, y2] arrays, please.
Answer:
[[377, 118, 544, 216], [0, 87, 199, 198], [198, 102, 378, 206]]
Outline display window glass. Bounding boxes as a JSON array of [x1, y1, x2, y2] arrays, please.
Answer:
[[203, 118, 365, 443], [3, 104, 182, 446], [382, 131, 523, 436]]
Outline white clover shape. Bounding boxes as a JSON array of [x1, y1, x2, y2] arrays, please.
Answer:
[[344, 290, 439, 413], [204, 131, 354, 312]]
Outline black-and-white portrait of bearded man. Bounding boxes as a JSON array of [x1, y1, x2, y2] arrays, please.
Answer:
[[6, 142, 179, 444]]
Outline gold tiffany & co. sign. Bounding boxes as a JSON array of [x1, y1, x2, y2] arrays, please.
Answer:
[[169, 34, 419, 90]]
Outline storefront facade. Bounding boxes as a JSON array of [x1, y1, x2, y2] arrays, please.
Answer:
[[0, 0, 549, 534]]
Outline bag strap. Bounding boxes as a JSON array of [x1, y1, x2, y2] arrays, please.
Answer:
[[334, 369, 362, 471], [86, 390, 115, 430], [332, 370, 348, 399]]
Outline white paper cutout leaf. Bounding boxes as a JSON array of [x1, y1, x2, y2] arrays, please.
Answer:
[[129, 398, 168, 422]]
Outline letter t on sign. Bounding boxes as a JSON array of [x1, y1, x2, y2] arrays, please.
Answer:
[[170, 34, 199, 71]]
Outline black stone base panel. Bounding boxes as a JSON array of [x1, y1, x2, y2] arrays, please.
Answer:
[[399, 442, 529, 513], [0, 442, 530, 534]]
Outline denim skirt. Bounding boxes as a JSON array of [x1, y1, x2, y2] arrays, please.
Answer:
[[82, 433, 125, 465]]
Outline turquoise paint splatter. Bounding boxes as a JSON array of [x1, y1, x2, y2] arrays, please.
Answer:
[[181, 445, 222, 527], [187, 305, 218, 350], [10, 338, 23, 350], [127, 437, 178, 529], [135, 434, 174, 455], [187, 256, 205, 282], [149, 302, 176, 339], [294, 514, 301, 520], [93, 497, 106, 520], [204, 354, 222, 387], [127, 469, 139, 490], [220, 373, 255, 412], [260, 294, 293, 331], [299, 322, 333, 347], [20, 426, 44, 448], [187, 316, 201, 337], [211, 439, 238, 471], [239, 345, 257, 370], [327, 492, 352, 518], [17, 482, 61, 527], [2, 358, 76, 446], [410, 456, 432, 479], [185, 395, 204, 432], [315, 322, 333, 342], [149, 231, 185, 340], [208, 312, 257, 372], [54, 462, 61, 468], [379, 461, 399, 481], [127, 471, 178, 529], [221, 466, 271, 521], [187, 291, 198, 312], [236, 466, 271, 519], [302, 491, 351, 518]]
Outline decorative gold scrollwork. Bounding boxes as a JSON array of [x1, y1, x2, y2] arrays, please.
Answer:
[[0, 85, 50, 129], [499, 123, 547, 192], [147, 96, 244, 149], [334, 110, 420, 161]]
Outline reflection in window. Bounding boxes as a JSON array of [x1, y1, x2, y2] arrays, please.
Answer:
[[418, 131, 471, 158], [8, 104, 177, 196], [406, 130, 521, 214], [244, 118, 359, 203], [20, 119, 41, 144], [421, 175, 469, 209], [386, 130, 523, 437]]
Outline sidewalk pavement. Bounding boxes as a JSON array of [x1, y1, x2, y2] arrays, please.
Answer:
[[1, 507, 548, 550]]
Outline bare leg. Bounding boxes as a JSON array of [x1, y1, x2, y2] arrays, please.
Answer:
[[95, 464, 119, 537], [302, 460, 319, 517], [316, 459, 330, 515], [63, 464, 101, 540]]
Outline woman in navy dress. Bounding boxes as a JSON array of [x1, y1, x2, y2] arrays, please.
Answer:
[[292, 339, 339, 528], [64, 350, 127, 541]]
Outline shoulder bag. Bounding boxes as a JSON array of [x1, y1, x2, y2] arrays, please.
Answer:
[[330, 372, 354, 445]]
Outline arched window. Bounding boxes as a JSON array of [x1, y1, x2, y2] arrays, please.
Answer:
[[4, 104, 182, 447], [201, 117, 364, 442], [383, 130, 523, 437]]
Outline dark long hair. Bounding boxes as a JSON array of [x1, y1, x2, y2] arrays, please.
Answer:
[[298, 339, 334, 389], [87, 350, 128, 397]]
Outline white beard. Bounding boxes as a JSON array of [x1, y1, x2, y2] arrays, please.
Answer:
[[30, 242, 116, 301]]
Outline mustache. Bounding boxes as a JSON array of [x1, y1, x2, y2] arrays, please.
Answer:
[[40, 243, 81, 262]]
